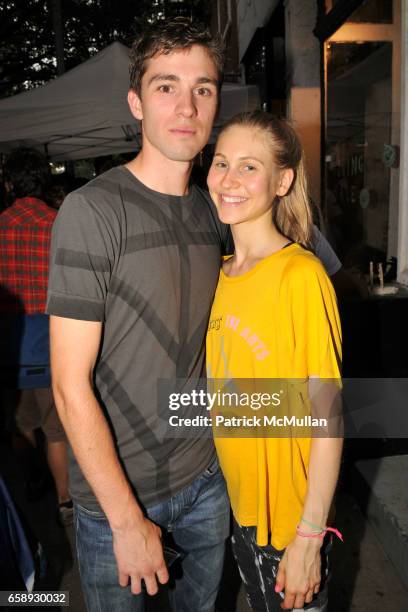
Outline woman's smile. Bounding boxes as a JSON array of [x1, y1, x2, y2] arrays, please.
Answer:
[[219, 194, 248, 205]]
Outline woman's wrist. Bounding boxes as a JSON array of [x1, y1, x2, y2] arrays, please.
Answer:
[[295, 522, 344, 543], [293, 533, 323, 549], [300, 515, 326, 532]]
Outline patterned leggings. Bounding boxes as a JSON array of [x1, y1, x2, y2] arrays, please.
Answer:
[[231, 518, 330, 612]]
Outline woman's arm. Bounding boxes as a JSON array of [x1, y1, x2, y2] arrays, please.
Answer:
[[276, 435, 343, 610], [276, 258, 343, 610]]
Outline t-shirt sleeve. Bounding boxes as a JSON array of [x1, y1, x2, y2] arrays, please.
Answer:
[[46, 192, 117, 321], [312, 225, 341, 277], [286, 258, 342, 379]]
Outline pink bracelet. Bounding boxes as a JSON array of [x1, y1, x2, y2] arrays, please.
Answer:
[[296, 526, 344, 542]]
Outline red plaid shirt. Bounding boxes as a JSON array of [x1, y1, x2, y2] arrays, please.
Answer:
[[0, 197, 57, 314]]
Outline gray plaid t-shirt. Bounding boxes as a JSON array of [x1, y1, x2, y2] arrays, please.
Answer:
[[47, 166, 228, 511]]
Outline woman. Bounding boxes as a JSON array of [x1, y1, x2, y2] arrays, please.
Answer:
[[206, 111, 343, 611]]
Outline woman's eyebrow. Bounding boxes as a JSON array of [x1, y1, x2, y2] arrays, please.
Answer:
[[238, 156, 264, 165], [213, 153, 264, 165]]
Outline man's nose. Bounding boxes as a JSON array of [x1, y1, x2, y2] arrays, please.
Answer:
[[175, 90, 196, 117]]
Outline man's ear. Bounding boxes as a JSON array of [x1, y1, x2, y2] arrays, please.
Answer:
[[276, 168, 294, 197], [127, 89, 143, 121]]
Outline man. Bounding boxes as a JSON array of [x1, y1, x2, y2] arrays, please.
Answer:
[[0, 148, 72, 526], [47, 18, 341, 612]]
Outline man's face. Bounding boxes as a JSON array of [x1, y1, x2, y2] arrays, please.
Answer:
[[128, 45, 219, 163]]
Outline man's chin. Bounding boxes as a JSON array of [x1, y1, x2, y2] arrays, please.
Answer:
[[166, 148, 201, 163], [162, 138, 208, 162]]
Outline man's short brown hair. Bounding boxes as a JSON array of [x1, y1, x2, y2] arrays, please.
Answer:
[[129, 17, 225, 95]]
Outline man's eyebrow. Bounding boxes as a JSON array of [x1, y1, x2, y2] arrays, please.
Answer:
[[195, 77, 218, 87], [147, 73, 180, 86], [147, 74, 218, 87]]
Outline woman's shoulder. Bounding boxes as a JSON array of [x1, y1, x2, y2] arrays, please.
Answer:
[[285, 244, 325, 271], [282, 244, 330, 285]]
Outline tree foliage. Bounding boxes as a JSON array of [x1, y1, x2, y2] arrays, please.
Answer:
[[0, 0, 212, 98]]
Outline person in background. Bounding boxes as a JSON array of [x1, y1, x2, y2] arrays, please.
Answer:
[[44, 175, 71, 210], [0, 148, 72, 526], [206, 112, 343, 611]]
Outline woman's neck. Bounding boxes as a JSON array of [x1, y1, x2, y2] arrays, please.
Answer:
[[230, 218, 289, 268]]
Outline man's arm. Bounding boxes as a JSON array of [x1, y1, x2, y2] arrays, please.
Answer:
[[312, 225, 341, 277], [50, 316, 169, 595], [312, 226, 367, 298]]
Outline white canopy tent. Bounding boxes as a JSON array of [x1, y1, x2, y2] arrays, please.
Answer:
[[0, 42, 259, 161]]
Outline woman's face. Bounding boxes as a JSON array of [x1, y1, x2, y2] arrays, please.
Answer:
[[207, 124, 287, 226]]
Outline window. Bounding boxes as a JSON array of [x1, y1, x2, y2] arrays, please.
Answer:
[[328, 0, 392, 23], [323, 0, 401, 280]]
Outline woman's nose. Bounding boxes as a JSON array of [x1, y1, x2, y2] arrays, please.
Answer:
[[221, 168, 239, 189]]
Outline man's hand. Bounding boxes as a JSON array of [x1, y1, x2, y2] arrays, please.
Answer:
[[112, 514, 169, 596], [275, 536, 322, 610]]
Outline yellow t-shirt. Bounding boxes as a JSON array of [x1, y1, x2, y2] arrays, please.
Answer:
[[206, 243, 342, 549]]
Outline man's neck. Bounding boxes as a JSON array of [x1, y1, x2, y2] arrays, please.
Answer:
[[126, 149, 193, 196]]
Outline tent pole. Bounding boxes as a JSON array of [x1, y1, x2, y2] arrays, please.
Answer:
[[1, 153, 6, 212]]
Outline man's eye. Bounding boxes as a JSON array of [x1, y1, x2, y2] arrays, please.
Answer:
[[158, 84, 173, 93], [195, 87, 212, 96]]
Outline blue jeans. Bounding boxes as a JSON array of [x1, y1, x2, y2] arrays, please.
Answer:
[[75, 457, 230, 612]]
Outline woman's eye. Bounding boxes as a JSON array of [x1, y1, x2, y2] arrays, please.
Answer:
[[214, 162, 227, 169], [243, 164, 256, 171]]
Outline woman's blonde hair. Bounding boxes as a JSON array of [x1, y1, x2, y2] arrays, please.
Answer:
[[219, 111, 313, 248]]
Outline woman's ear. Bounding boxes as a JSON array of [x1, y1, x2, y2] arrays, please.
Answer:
[[127, 89, 143, 121], [276, 168, 294, 197]]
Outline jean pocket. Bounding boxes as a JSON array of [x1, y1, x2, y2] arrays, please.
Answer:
[[75, 503, 106, 520], [202, 455, 220, 479]]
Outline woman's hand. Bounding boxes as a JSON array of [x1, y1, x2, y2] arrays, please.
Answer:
[[275, 535, 322, 610]]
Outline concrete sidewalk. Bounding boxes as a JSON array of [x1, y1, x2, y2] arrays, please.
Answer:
[[353, 455, 408, 591], [1, 439, 407, 611]]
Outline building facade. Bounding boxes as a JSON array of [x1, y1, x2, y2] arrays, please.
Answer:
[[226, 0, 407, 285]]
